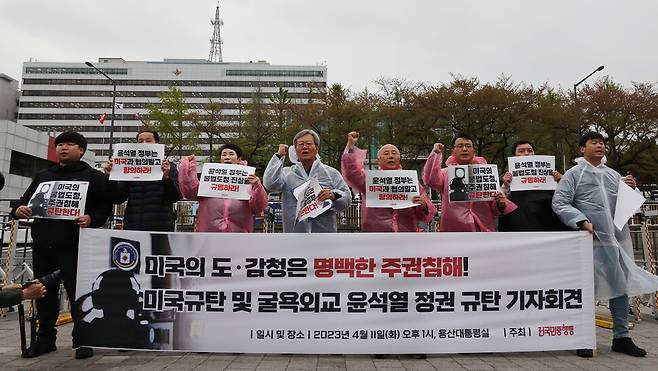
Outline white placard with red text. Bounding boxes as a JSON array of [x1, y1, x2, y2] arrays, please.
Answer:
[[448, 164, 500, 202], [197, 163, 255, 200], [293, 177, 332, 222], [109, 143, 164, 181], [508, 155, 557, 191], [76, 229, 595, 354], [365, 170, 420, 209], [27, 181, 88, 220]]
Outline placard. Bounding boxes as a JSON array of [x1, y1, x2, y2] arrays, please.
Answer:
[[110, 143, 165, 181], [27, 181, 88, 220], [448, 164, 500, 202], [197, 163, 256, 200], [293, 177, 332, 222], [365, 170, 420, 209], [508, 156, 557, 191]]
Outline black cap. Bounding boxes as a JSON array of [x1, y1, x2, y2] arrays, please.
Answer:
[[55, 131, 87, 153]]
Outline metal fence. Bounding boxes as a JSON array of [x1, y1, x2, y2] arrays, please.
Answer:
[[1, 214, 33, 285]]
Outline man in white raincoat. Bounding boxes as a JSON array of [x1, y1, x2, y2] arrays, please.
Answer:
[[552, 131, 658, 358], [264, 129, 351, 232]]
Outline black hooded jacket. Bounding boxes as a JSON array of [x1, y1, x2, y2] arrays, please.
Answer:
[[10, 161, 112, 249]]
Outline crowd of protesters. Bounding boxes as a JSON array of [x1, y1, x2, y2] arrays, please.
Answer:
[[3, 127, 658, 360]]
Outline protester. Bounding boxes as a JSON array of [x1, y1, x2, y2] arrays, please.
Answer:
[[552, 131, 658, 358], [423, 133, 516, 232], [11, 131, 112, 359], [102, 129, 182, 231], [341, 131, 435, 232], [263, 129, 351, 233], [498, 140, 568, 231], [178, 143, 268, 232], [0, 281, 46, 308]]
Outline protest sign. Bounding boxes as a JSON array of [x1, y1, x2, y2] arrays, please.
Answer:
[[614, 179, 646, 231], [197, 163, 256, 200], [508, 155, 557, 191], [28, 181, 88, 220], [448, 164, 499, 202], [109, 143, 164, 181], [293, 177, 332, 222], [365, 170, 420, 209], [76, 230, 595, 353]]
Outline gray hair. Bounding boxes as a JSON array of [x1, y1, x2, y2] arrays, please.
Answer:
[[293, 129, 320, 146]]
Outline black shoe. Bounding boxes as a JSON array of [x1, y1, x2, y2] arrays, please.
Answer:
[[612, 338, 646, 357], [411, 353, 427, 359], [75, 347, 94, 359], [576, 348, 593, 358], [23, 341, 57, 358]]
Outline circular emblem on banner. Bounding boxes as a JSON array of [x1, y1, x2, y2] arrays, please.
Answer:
[[112, 242, 139, 271]]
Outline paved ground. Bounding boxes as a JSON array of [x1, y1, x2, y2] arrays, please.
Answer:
[[1, 307, 657, 371]]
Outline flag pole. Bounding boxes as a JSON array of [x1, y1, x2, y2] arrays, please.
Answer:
[[102, 114, 106, 151]]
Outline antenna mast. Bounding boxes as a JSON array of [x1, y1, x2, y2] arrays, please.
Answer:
[[208, 3, 224, 62]]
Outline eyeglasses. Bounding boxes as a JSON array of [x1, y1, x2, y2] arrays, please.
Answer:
[[295, 142, 316, 148], [454, 144, 473, 149]]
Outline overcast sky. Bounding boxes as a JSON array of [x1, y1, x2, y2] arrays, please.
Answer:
[[1, 0, 657, 93]]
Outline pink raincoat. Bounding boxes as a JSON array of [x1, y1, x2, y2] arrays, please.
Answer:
[[422, 151, 516, 232], [178, 157, 268, 232], [342, 148, 436, 232]]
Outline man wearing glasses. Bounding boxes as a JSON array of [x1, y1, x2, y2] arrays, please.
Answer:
[[264, 129, 351, 232], [423, 133, 516, 232]]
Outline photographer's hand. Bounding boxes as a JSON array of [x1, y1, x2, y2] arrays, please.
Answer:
[[22, 281, 46, 300]]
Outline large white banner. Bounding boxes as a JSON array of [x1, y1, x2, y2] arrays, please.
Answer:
[[109, 143, 165, 181], [508, 155, 557, 191], [76, 230, 595, 353], [365, 170, 420, 209], [197, 163, 256, 200], [28, 181, 88, 219]]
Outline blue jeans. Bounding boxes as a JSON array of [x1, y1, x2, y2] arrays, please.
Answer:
[[609, 295, 630, 339]]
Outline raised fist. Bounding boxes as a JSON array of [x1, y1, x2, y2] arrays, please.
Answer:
[[277, 144, 289, 157], [346, 131, 359, 149]]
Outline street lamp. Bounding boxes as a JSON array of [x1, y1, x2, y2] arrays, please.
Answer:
[[574, 65, 604, 136], [85, 61, 117, 159]]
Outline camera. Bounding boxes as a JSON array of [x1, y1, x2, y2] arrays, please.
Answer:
[[22, 270, 61, 288]]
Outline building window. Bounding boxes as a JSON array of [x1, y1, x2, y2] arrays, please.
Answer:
[[20, 90, 322, 100], [21, 78, 325, 88], [24, 67, 128, 75], [226, 70, 324, 77]]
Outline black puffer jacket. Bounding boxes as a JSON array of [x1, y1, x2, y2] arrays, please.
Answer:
[[498, 190, 570, 232], [10, 161, 112, 249], [109, 163, 182, 231]]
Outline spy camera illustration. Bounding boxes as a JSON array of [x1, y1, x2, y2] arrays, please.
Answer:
[[73, 236, 173, 349], [449, 167, 469, 202], [74, 268, 156, 349], [27, 183, 52, 217]]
